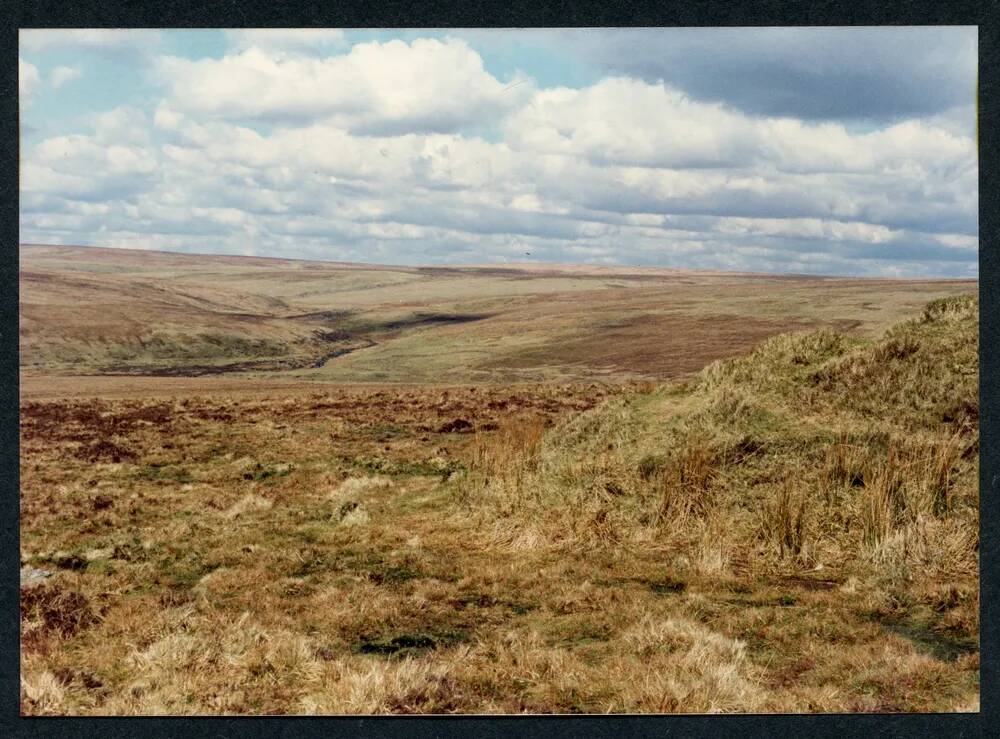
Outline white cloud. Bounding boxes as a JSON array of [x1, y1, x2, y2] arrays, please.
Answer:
[[935, 233, 978, 250], [22, 134, 158, 201], [153, 106, 184, 131], [710, 216, 898, 244], [157, 38, 533, 133], [50, 65, 82, 89], [505, 79, 754, 168], [22, 95, 978, 275], [19, 58, 40, 101], [34, 135, 155, 175], [505, 77, 977, 179], [91, 107, 151, 145]]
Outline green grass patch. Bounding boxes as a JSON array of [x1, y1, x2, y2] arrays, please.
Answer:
[[344, 455, 466, 480], [84, 559, 115, 576], [135, 463, 195, 484], [354, 628, 471, 659], [241, 462, 293, 482], [647, 577, 688, 595]]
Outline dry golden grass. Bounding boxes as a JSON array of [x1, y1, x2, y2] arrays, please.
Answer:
[[19, 294, 978, 715], [462, 415, 546, 509], [763, 480, 809, 561], [655, 443, 717, 526]]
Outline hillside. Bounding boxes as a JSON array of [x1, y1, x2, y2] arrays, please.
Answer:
[[20, 244, 977, 385], [450, 292, 979, 710]]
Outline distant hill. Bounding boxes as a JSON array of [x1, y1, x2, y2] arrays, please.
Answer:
[[19, 244, 978, 383]]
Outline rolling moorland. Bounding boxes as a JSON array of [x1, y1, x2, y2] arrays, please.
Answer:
[[19, 244, 979, 714]]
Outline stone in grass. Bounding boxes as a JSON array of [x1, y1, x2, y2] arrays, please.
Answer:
[[20, 566, 53, 589]]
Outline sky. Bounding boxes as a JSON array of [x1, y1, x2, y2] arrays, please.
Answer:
[[18, 27, 978, 277]]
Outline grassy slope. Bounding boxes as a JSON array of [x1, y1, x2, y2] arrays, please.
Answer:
[[455, 293, 979, 711], [20, 245, 426, 372], [20, 295, 978, 714]]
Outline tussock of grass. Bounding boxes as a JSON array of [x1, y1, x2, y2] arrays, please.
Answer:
[[860, 462, 903, 551], [458, 415, 545, 510], [332, 476, 393, 499], [763, 481, 809, 561], [656, 443, 716, 524], [338, 503, 371, 528], [20, 670, 68, 714], [222, 494, 273, 520]]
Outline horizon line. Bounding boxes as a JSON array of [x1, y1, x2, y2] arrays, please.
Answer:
[[18, 242, 980, 283]]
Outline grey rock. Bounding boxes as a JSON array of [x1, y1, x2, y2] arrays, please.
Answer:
[[20, 566, 54, 588]]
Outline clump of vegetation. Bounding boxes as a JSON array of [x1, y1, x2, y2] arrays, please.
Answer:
[[656, 443, 716, 525], [921, 294, 977, 323], [859, 455, 906, 550], [352, 456, 464, 480], [456, 415, 546, 508], [241, 462, 293, 482], [21, 583, 96, 641], [822, 438, 866, 490], [763, 480, 809, 560]]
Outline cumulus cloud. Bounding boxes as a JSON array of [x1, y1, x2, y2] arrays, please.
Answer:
[[504, 79, 754, 169], [91, 107, 151, 145], [505, 77, 977, 180], [156, 38, 533, 133], [18, 30, 979, 277], [50, 65, 82, 89], [22, 133, 158, 201]]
